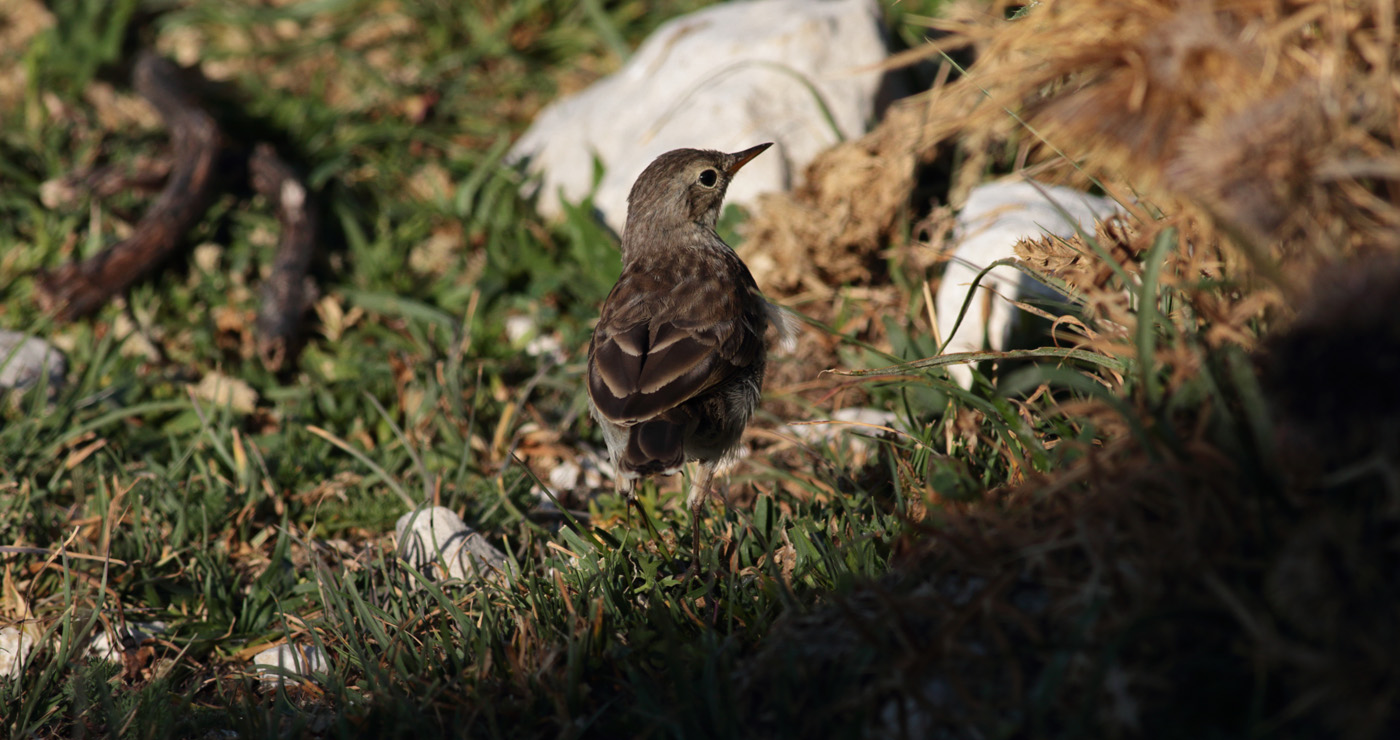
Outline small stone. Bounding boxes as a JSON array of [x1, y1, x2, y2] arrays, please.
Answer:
[[785, 407, 899, 461], [580, 451, 611, 489], [0, 625, 39, 678], [0, 330, 66, 393], [89, 622, 163, 663], [548, 460, 581, 493], [504, 315, 564, 361], [525, 334, 563, 362], [544, 447, 615, 499], [251, 642, 328, 683], [395, 506, 516, 583]]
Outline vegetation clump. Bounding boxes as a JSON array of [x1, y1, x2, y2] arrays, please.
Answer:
[[1, 0, 1397, 737]]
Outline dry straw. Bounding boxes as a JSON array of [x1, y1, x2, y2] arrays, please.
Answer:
[[748, 0, 1399, 318], [742, 1, 1400, 735]]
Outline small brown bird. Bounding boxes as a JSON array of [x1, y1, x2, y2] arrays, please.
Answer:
[[586, 143, 791, 557]]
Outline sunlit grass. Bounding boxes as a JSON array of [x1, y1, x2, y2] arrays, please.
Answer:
[[0, 1, 965, 737], [4, 0, 1390, 737]]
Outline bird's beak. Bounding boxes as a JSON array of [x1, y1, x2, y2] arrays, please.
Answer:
[[726, 143, 772, 176]]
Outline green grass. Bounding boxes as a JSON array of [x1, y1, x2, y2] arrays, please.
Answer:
[[0, 1, 964, 737], [3, 0, 1387, 738]]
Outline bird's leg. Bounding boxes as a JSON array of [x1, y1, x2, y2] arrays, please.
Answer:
[[614, 476, 677, 570], [634, 481, 666, 540], [620, 477, 660, 539], [620, 476, 638, 528], [687, 463, 717, 568]]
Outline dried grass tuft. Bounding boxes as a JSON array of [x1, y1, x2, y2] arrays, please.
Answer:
[[953, 0, 1400, 279], [750, 0, 1400, 311], [745, 1, 1400, 735], [740, 102, 942, 295]]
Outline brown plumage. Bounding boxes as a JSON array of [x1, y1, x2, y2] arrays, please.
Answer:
[[586, 143, 791, 556]]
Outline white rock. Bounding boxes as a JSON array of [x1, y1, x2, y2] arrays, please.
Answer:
[[785, 407, 899, 441], [509, 0, 894, 233], [525, 334, 564, 362], [396, 506, 516, 582], [89, 622, 163, 663], [785, 407, 900, 460], [251, 642, 328, 682], [547, 459, 581, 493], [935, 180, 1123, 388], [0, 330, 66, 392], [0, 625, 39, 678], [577, 446, 614, 489], [504, 314, 564, 362], [539, 449, 613, 502]]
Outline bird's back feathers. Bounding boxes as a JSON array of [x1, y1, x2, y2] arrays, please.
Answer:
[[588, 245, 768, 474]]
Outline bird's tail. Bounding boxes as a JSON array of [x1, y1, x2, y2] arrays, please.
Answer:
[[622, 418, 686, 477]]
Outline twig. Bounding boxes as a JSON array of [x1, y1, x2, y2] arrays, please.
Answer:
[[248, 143, 318, 370]]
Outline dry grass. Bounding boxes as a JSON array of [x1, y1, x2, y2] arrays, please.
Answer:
[[736, 1, 1400, 736], [6, 0, 1397, 736], [750, 0, 1400, 312]]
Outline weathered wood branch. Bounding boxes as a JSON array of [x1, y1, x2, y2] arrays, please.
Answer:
[[36, 51, 225, 320], [249, 143, 317, 371], [35, 49, 320, 372]]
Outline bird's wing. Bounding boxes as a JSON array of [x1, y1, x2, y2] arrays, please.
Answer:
[[588, 267, 762, 425]]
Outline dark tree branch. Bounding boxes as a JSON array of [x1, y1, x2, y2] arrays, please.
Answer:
[[248, 143, 318, 371], [36, 49, 321, 373], [37, 51, 224, 321]]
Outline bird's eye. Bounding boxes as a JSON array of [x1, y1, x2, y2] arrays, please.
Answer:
[[698, 169, 718, 187]]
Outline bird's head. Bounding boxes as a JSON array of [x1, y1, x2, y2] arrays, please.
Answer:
[[622, 143, 771, 256]]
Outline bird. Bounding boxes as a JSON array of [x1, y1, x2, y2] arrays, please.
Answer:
[[586, 143, 793, 560]]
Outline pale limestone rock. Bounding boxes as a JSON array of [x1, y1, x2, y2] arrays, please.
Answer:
[[784, 407, 900, 463], [0, 330, 65, 393], [396, 506, 516, 583], [0, 625, 39, 678], [542, 450, 610, 496], [510, 0, 895, 233], [936, 180, 1123, 388], [251, 642, 328, 683], [89, 622, 164, 663]]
